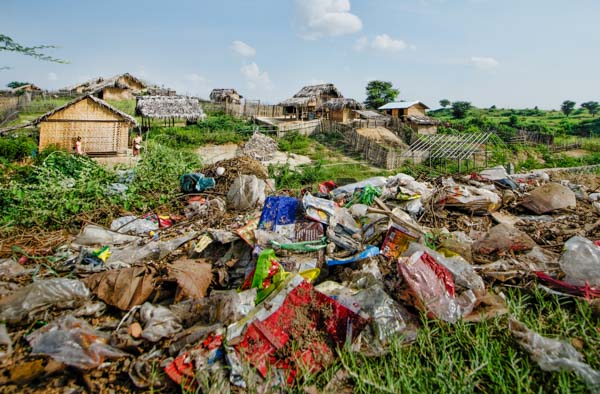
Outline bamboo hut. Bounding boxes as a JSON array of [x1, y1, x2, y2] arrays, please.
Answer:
[[66, 73, 147, 100], [378, 101, 429, 120], [209, 88, 243, 104], [406, 115, 440, 135], [279, 83, 343, 120], [321, 98, 364, 123], [136, 96, 206, 127], [36, 95, 138, 156]]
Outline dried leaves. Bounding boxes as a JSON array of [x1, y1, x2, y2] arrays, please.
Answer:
[[168, 258, 212, 302], [83, 266, 156, 311]]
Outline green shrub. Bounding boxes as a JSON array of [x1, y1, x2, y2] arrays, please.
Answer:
[[278, 131, 310, 154], [0, 135, 36, 162]]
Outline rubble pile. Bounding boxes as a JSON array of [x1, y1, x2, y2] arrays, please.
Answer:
[[0, 163, 599, 392], [238, 131, 279, 162]]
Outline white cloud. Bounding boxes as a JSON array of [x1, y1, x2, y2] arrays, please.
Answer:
[[47, 72, 58, 81], [470, 56, 499, 70], [240, 62, 271, 89], [185, 73, 206, 82], [231, 40, 256, 57], [372, 34, 407, 52], [294, 0, 362, 40], [354, 34, 409, 53]]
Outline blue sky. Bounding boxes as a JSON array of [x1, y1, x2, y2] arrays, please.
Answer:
[[1, 0, 599, 109]]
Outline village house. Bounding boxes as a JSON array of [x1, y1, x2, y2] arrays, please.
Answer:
[[209, 88, 243, 105], [136, 96, 206, 128], [321, 98, 364, 123], [378, 101, 439, 134], [36, 94, 138, 156], [279, 83, 343, 120], [66, 73, 147, 101]]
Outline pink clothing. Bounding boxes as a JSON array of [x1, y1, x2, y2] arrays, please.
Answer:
[[75, 140, 83, 155]]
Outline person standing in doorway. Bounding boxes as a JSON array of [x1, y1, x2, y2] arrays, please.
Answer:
[[75, 136, 84, 155], [133, 132, 142, 156]]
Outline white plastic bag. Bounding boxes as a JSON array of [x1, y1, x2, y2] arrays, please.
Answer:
[[227, 175, 266, 210], [110, 216, 158, 236], [559, 236, 600, 286]]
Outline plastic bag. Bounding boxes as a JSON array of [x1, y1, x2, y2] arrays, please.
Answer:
[[107, 231, 197, 265], [110, 216, 158, 236], [303, 193, 336, 224], [509, 319, 600, 391], [227, 175, 266, 210], [522, 183, 576, 214], [398, 251, 477, 323], [249, 249, 285, 303], [0, 324, 12, 359], [331, 176, 388, 198], [73, 224, 141, 247], [139, 302, 183, 342], [258, 196, 298, 239], [0, 278, 90, 324], [404, 243, 485, 295], [558, 236, 600, 287], [326, 245, 380, 266], [473, 223, 537, 255], [27, 315, 127, 369], [180, 173, 216, 193], [438, 231, 474, 262], [436, 185, 501, 214]]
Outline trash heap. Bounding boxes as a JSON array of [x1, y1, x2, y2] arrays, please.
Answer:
[[0, 163, 599, 392]]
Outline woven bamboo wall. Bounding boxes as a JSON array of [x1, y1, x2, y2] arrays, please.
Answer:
[[38, 97, 130, 155], [102, 87, 134, 101]]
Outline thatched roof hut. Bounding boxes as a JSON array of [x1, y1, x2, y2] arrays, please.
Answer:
[[320, 98, 364, 123], [35, 95, 138, 156], [136, 96, 205, 125], [279, 83, 344, 120], [209, 88, 243, 104], [65, 73, 148, 101]]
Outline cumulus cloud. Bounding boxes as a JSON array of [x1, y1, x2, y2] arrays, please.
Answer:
[[355, 34, 409, 53], [372, 34, 407, 52], [294, 0, 362, 40], [240, 62, 271, 89], [231, 40, 256, 57], [47, 72, 58, 81], [470, 56, 499, 70]]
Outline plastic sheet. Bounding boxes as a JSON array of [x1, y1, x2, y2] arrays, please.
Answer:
[[27, 316, 127, 369], [436, 185, 501, 214], [509, 319, 600, 391], [139, 302, 183, 342], [398, 251, 477, 323], [0, 278, 90, 324], [559, 236, 600, 287], [227, 175, 266, 210], [522, 183, 576, 214], [258, 196, 298, 240], [180, 173, 216, 193], [107, 231, 198, 265], [326, 245, 380, 266], [110, 216, 158, 236], [331, 176, 388, 198], [73, 224, 141, 247]]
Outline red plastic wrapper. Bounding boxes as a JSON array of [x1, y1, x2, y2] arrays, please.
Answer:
[[381, 224, 419, 259], [230, 275, 368, 385], [398, 251, 476, 323], [535, 272, 600, 300]]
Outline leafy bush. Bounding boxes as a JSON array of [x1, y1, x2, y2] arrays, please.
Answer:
[[278, 131, 310, 154], [0, 135, 36, 162]]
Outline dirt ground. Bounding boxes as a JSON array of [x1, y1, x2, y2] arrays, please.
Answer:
[[563, 149, 590, 158]]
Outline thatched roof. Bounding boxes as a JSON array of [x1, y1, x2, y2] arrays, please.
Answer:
[[34, 95, 138, 125], [11, 84, 42, 93], [209, 88, 242, 102], [66, 73, 147, 94], [279, 83, 343, 107], [354, 109, 389, 119], [321, 98, 364, 111], [136, 96, 205, 120], [407, 115, 439, 126], [379, 100, 429, 110]]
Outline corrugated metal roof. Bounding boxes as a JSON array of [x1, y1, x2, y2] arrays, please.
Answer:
[[378, 101, 429, 110]]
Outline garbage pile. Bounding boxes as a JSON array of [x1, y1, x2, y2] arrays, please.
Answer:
[[0, 163, 599, 392]]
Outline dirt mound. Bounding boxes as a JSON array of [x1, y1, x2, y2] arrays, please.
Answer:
[[239, 132, 278, 161], [355, 127, 407, 148], [202, 156, 269, 194]]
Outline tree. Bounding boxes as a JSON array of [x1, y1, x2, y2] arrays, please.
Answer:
[[364, 80, 399, 109], [0, 34, 68, 69], [508, 114, 519, 127], [439, 99, 451, 108], [561, 100, 576, 117], [581, 101, 599, 117], [6, 81, 31, 89], [451, 101, 472, 119]]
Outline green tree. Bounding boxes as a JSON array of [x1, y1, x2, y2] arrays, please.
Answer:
[[581, 101, 599, 117], [0, 34, 68, 69], [439, 99, 451, 108], [364, 80, 399, 109], [508, 114, 519, 127], [561, 100, 576, 117], [451, 101, 472, 119], [6, 81, 31, 89]]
